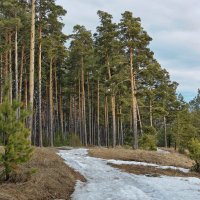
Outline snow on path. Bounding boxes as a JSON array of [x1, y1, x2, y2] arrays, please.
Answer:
[[59, 149, 200, 200], [107, 159, 189, 173]]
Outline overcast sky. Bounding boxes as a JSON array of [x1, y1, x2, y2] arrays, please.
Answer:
[[56, 0, 200, 102]]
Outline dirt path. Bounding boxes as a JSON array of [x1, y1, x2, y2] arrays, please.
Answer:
[[59, 148, 200, 200]]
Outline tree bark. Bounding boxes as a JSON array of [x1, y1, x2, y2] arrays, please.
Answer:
[[120, 107, 124, 145], [38, 23, 43, 147], [9, 33, 12, 104], [59, 85, 64, 134], [164, 116, 167, 148], [24, 66, 28, 109], [97, 79, 100, 146], [15, 27, 18, 101], [81, 56, 87, 145], [107, 56, 116, 148], [49, 58, 53, 147], [19, 43, 25, 103], [111, 95, 116, 147], [150, 99, 153, 127], [29, 0, 36, 138], [78, 77, 82, 140], [69, 94, 73, 132], [130, 47, 138, 149], [137, 102, 143, 135], [105, 96, 109, 147], [54, 62, 59, 130], [87, 74, 92, 145], [5, 34, 8, 78]]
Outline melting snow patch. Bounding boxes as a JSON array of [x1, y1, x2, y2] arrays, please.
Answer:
[[107, 159, 190, 173], [59, 149, 200, 200]]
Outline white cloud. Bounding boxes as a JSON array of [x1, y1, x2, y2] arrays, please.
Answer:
[[56, 0, 200, 101], [159, 59, 200, 101]]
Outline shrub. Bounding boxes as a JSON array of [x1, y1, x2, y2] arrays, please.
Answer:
[[188, 138, 200, 172], [66, 133, 82, 147], [139, 126, 157, 151], [54, 131, 67, 147], [143, 126, 157, 135], [54, 132, 82, 147], [139, 134, 157, 151], [124, 131, 133, 146]]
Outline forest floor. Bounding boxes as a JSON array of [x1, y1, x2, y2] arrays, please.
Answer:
[[0, 147, 85, 200], [88, 147, 200, 178], [1, 146, 200, 200]]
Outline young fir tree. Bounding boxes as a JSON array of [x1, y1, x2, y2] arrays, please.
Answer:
[[0, 83, 32, 181]]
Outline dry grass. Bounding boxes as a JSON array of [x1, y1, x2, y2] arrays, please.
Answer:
[[89, 147, 194, 168], [0, 148, 85, 200], [110, 164, 200, 178]]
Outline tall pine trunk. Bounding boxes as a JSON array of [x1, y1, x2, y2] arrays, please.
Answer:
[[9, 33, 12, 104], [19, 43, 25, 103], [164, 116, 167, 148], [97, 78, 100, 146], [29, 0, 36, 138], [78, 77, 82, 140], [81, 56, 87, 145], [38, 23, 43, 147], [59, 85, 64, 134], [150, 99, 153, 127], [119, 107, 124, 145], [87, 74, 92, 145], [130, 47, 138, 149], [107, 56, 116, 147], [111, 95, 116, 147], [54, 63, 59, 131], [24, 66, 28, 109], [49, 58, 53, 147], [15, 27, 18, 101], [104, 96, 109, 147], [137, 102, 143, 135]]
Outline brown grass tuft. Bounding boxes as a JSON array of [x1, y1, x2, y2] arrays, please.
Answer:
[[0, 148, 85, 200], [89, 147, 194, 168]]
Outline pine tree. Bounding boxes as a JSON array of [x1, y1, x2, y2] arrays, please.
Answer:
[[119, 11, 152, 149], [28, 0, 36, 138], [68, 25, 93, 145], [94, 10, 121, 147], [0, 82, 32, 181]]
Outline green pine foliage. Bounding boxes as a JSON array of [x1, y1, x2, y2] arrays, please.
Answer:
[[54, 132, 82, 147], [188, 138, 200, 172], [139, 135, 157, 151], [66, 134, 82, 147], [0, 85, 32, 181], [139, 126, 157, 151]]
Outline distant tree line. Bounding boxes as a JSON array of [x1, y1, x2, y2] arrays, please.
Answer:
[[0, 0, 200, 151]]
